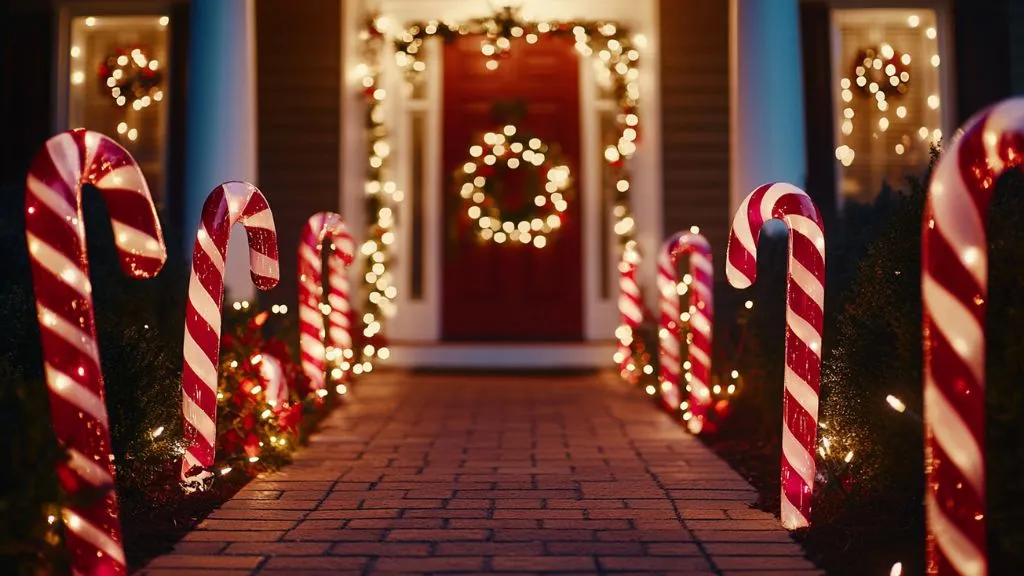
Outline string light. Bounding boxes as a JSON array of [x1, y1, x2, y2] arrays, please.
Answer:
[[886, 394, 907, 413]]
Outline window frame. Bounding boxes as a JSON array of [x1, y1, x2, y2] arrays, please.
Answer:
[[54, 2, 173, 202], [827, 0, 956, 206]]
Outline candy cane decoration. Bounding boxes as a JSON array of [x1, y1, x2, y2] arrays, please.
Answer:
[[25, 129, 167, 575], [181, 182, 279, 488], [255, 352, 288, 407], [657, 230, 713, 433], [298, 212, 355, 391], [923, 99, 1024, 576], [615, 244, 644, 379], [726, 183, 825, 530]]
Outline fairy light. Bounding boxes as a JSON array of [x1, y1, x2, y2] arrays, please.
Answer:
[[886, 394, 907, 413], [150, 426, 164, 439]]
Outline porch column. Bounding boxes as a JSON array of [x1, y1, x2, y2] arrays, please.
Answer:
[[184, 0, 258, 300], [729, 0, 807, 216]]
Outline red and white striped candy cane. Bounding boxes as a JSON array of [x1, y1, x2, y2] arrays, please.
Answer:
[[657, 230, 713, 433], [298, 212, 355, 391], [256, 352, 288, 407], [616, 245, 644, 378], [923, 99, 1024, 576], [726, 182, 825, 530], [25, 129, 167, 575], [181, 182, 279, 488]]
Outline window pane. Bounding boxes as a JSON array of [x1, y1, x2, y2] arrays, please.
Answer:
[[68, 15, 170, 203], [833, 9, 943, 203]]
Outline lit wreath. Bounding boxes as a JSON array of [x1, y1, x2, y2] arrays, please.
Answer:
[[851, 44, 910, 98], [454, 124, 572, 248]]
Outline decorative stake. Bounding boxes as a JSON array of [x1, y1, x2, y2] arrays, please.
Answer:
[[657, 230, 713, 433], [922, 98, 1024, 576], [25, 129, 167, 575], [298, 212, 355, 391], [726, 183, 825, 530], [616, 244, 643, 381], [181, 182, 279, 490]]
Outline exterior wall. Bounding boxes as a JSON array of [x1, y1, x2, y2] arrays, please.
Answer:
[[255, 0, 343, 303], [799, 1, 838, 229], [658, 0, 731, 262], [0, 2, 55, 186], [952, 0, 1011, 125]]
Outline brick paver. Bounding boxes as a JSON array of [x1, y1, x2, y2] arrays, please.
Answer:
[[139, 372, 820, 575]]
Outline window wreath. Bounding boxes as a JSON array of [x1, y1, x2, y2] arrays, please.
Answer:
[[453, 123, 573, 248]]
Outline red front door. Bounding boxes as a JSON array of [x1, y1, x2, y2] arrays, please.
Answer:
[[442, 35, 582, 341]]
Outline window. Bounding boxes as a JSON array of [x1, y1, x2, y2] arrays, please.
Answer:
[[832, 9, 946, 203], [66, 15, 170, 202]]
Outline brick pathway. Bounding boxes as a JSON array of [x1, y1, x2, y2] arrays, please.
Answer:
[[140, 372, 820, 575]]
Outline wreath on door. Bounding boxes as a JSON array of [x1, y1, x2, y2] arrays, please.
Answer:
[[453, 123, 573, 249]]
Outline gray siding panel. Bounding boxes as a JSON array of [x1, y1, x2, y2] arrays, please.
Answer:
[[659, 0, 731, 263], [255, 0, 342, 303]]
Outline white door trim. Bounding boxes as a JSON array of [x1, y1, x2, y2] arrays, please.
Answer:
[[341, 0, 661, 364]]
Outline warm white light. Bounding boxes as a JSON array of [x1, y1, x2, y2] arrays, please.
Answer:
[[159, 16, 170, 26], [926, 27, 937, 39], [85, 17, 96, 27], [71, 71, 85, 85], [927, 94, 940, 109], [886, 394, 907, 413], [908, 15, 920, 28], [151, 426, 165, 439], [744, 300, 754, 310], [931, 55, 941, 67]]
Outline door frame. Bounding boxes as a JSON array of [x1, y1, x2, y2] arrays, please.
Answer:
[[340, 0, 662, 345]]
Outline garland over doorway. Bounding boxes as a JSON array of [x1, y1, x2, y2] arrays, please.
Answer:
[[356, 6, 646, 353]]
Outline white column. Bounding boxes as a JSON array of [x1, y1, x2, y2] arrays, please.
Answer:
[[729, 0, 807, 216], [184, 0, 258, 300]]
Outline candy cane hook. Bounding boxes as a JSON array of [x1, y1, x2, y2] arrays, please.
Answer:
[[25, 129, 167, 575], [657, 230, 713, 433], [298, 212, 355, 392], [181, 181, 279, 489], [726, 182, 825, 530], [922, 98, 1024, 576]]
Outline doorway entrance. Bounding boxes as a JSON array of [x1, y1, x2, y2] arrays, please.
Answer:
[[441, 35, 583, 341]]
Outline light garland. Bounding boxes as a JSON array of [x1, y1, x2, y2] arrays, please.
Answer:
[[355, 18, 397, 367], [454, 124, 572, 247], [359, 8, 644, 356], [97, 46, 164, 142]]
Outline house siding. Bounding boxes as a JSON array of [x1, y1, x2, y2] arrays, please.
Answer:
[[255, 0, 343, 303], [658, 0, 731, 263], [0, 3, 54, 186], [952, 0, 1011, 124]]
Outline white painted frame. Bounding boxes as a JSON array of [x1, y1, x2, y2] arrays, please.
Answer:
[[341, 0, 662, 348]]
